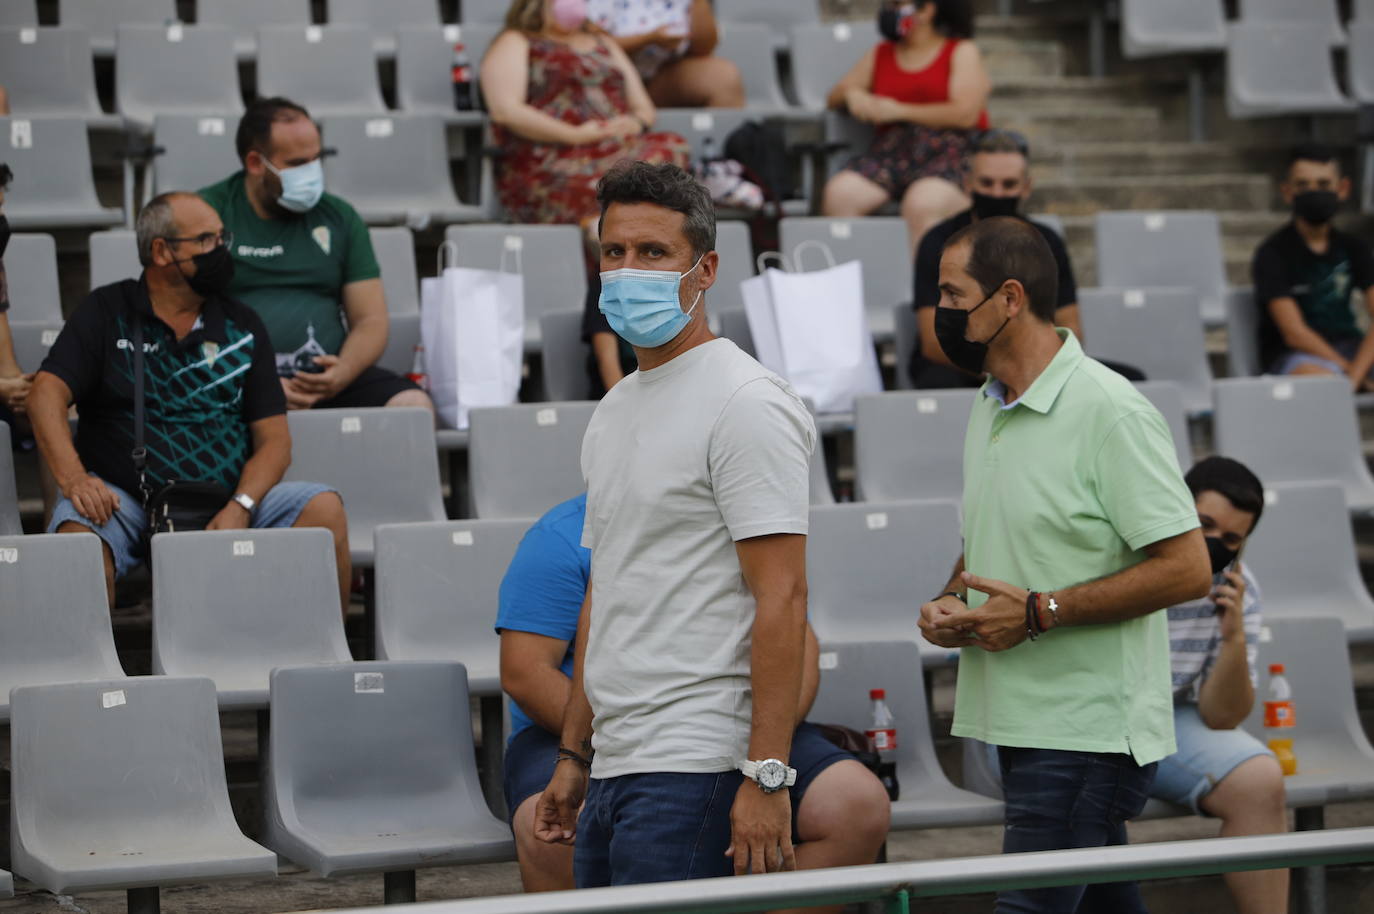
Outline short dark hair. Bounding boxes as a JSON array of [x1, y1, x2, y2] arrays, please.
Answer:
[[0, 163, 12, 188], [944, 216, 1057, 321], [235, 97, 314, 164], [1185, 456, 1265, 532], [596, 161, 716, 259], [917, 0, 975, 40], [1288, 142, 1340, 176]]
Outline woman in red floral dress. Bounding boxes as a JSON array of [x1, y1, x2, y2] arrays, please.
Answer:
[[482, 0, 691, 229]]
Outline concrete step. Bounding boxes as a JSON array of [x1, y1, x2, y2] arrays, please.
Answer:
[[1031, 174, 1272, 216], [991, 104, 1174, 145], [978, 35, 1066, 80], [992, 74, 1184, 107], [1031, 142, 1286, 181]]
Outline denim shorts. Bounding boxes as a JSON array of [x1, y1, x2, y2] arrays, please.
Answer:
[[1271, 337, 1368, 377], [1149, 704, 1273, 814], [48, 476, 335, 579]]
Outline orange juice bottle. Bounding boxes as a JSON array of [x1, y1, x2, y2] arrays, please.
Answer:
[[1264, 663, 1297, 776]]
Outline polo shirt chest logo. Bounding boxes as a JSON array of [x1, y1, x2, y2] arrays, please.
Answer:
[[312, 226, 331, 255], [202, 341, 220, 367]]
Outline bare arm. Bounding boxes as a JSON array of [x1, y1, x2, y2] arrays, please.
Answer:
[[535, 580, 595, 845], [500, 630, 574, 735], [483, 31, 603, 145], [1195, 567, 1256, 730], [1346, 287, 1374, 388], [796, 623, 820, 722], [602, 36, 658, 127], [1055, 303, 1083, 343], [826, 46, 877, 110], [684, 0, 718, 56], [592, 332, 626, 390], [873, 41, 990, 129], [0, 312, 34, 414], [207, 414, 291, 530], [737, 533, 808, 763], [30, 370, 121, 525], [1268, 296, 1351, 369], [0, 311, 21, 376]]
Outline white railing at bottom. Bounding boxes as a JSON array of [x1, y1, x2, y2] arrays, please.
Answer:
[[289, 826, 1374, 914]]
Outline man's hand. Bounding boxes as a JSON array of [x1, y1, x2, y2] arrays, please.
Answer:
[[206, 501, 251, 531], [60, 473, 120, 526], [918, 594, 974, 649], [289, 355, 349, 401], [534, 761, 588, 845], [726, 781, 796, 876], [959, 571, 1032, 652], [0, 373, 33, 414], [280, 377, 323, 410], [1213, 565, 1246, 643]]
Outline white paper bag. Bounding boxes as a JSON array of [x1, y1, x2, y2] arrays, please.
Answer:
[[740, 243, 882, 414], [421, 241, 524, 429]]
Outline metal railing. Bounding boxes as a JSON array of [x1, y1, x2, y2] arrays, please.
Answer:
[[291, 826, 1374, 914]]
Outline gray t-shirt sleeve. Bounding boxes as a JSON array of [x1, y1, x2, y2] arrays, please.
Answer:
[[708, 377, 815, 542]]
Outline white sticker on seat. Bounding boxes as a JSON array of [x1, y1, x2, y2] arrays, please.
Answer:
[[41, 329, 59, 346], [11, 120, 32, 149], [504, 235, 524, 251], [536, 408, 558, 427], [829, 221, 851, 239], [453, 530, 474, 546], [19, 28, 37, 44], [232, 540, 255, 557], [1263, 488, 1278, 506], [1272, 381, 1294, 401], [355, 672, 385, 693], [341, 416, 362, 433], [166, 23, 183, 42], [198, 118, 226, 136], [917, 397, 938, 414], [305, 25, 323, 43], [102, 689, 127, 709], [818, 651, 838, 670], [833, 23, 852, 41], [1144, 213, 1166, 231], [692, 112, 714, 131], [1123, 289, 1145, 308], [444, 25, 461, 43], [866, 512, 888, 530], [0, 547, 17, 563], [1258, 625, 1272, 643], [365, 118, 394, 138]]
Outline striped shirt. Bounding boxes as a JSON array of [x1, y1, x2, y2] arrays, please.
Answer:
[[1167, 564, 1262, 703]]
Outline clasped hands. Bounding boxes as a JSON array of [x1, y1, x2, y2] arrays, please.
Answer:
[[918, 570, 1033, 652]]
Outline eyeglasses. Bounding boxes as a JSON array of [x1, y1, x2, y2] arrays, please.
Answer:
[[162, 230, 233, 250], [973, 129, 1030, 157]]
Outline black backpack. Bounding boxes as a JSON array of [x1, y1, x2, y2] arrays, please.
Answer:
[[722, 120, 794, 204]]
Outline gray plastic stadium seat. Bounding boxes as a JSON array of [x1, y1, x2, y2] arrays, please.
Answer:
[[1243, 483, 1374, 639], [1030, 213, 1064, 239], [654, 108, 756, 165], [853, 389, 975, 502], [1225, 286, 1261, 377], [1078, 287, 1213, 416], [57, 0, 176, 55], [0, 533, 126, 718], [198, 0, 310, 58], [0, 27, 116, 127], [1120, 0, 1225, 57], [1242, 617, 1374, 804], [0, 429, 23, 534], [282, 407, 446, 565], [2, 233, 62, 320], [539, 309, 590, 402], [807, 501, 962, 661], [261, 661, 513, 884], [809, 640, 1003, 829], [1094, 211, 1228, 325], [0, 1, 36, 26], [0, 117, 123, 229], [789, 22, 866, 110], [715, 22, 791, 111], [1132, 380, 1192, 471], [893, 303, 916, 391], [1214, 376, 1374, 515], [445, 224, 588, 351], [88, 229, 141, 289], [459, 0, 509, 23], [149, 114, 242, 197], [373, 519, 529, 693], [0, 867, 10, 898], [114, 25, 243, 131], [1239, 0, 1345, 46], [256, 25, 386, 116], [718, 307, 756, 356], [373, 226, 422, 375], [468, 401, 596, 518], [330, 0, 441, 55], [1349, 22, 1374, 103], [9, 676, 278, 897], [1226, 23, 1353, 119], [779, 216, 911, 341], [396, 24, 501, 123], [321, 114, 481, 225], [712, 220, 755, 315], [151, 529, 352, 709], [7, 321, 63, 374], [720, 0, 820, 51]]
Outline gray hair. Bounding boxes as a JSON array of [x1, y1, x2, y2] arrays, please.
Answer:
[[135, 191, 204, 266], [596, 161, 716, 259]]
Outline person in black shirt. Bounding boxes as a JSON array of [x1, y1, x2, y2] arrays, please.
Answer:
[[28, 192, 351, 610], [1252, 144, 1374, 387]]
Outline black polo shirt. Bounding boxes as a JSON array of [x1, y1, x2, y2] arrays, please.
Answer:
[[912, 210, 1077, 313], [39, 278, 285, 497]]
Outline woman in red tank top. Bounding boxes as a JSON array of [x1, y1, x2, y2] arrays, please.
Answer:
[[821, 1, 991, 257]]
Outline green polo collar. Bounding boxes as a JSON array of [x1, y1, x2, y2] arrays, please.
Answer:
[[982, 328, 1082, 415]]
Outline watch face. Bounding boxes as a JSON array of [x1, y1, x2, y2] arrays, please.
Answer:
[[757, 760, 786, 791]]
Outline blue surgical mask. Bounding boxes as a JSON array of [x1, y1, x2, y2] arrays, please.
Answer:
[[598, 255, 705, 349], [262, 157, 324, 214]]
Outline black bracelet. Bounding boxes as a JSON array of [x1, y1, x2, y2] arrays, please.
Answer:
[[1025, 591, 1041, 641], [556, 746, 593, 769], [940, 590, 965, 603]]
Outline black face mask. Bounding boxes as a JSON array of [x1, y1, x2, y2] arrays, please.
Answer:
[[878, 4, 916, 41], [173, 243, 236, 298], [1293, 189, 1339, 226], [1205, 536, 1237, 576], [971, 193, 1021, 220], [933, 285, 1011, 376], [0, 214, 10, 258]]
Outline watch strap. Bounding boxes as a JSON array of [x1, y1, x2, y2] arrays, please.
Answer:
[[233, 492, 256, 512]]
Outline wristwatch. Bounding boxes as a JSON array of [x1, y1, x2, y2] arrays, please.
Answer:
[[739, 758, 797, 794], [232, 492, 256, 513]]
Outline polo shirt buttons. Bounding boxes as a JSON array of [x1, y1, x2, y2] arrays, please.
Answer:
[[992, 434, 1000, 443]]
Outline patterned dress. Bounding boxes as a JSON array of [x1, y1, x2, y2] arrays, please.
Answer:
[[494, 35, 691, 226], [587, 0, 694, 80]]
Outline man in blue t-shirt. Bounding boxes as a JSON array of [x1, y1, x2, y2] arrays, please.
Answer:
[[496, 493, 891, 893]]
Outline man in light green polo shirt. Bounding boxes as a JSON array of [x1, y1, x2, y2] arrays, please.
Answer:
[[918, 217, 1211, 914]]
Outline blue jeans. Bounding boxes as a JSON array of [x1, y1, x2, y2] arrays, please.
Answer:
[[996, 747, 1157, 914], [574, 770, 744, 886]]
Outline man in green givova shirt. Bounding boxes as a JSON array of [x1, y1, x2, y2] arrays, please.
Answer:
[[200, 97, 432, 413]]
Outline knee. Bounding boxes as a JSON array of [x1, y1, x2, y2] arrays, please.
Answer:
[[821, 174, 868, 218], [800, 762, 892, 851], [56, 520, 95, 535], [901, 178, 965, 221], [387, 388, 434, 412], [705, 58, 745, 107], [1206, 754, 1287, 821], [850, 770, 894, 847], [296, 491, 347, 537]]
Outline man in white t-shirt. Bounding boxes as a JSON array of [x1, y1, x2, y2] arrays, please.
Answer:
[[534, 161, 816, 885]]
